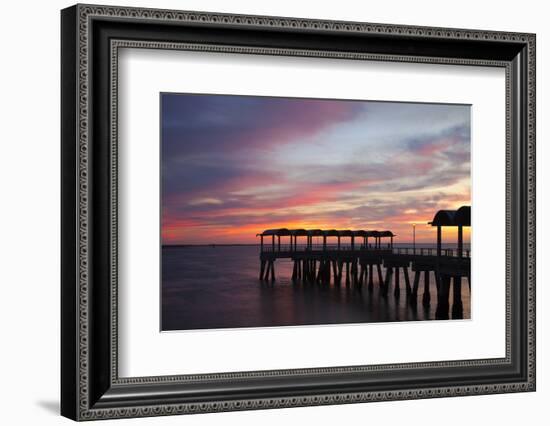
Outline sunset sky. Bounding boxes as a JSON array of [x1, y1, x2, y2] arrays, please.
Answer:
[[161, 94, 471, 245]]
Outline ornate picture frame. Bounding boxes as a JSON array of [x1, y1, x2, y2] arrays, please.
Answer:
[[61, 4, 535, 421]]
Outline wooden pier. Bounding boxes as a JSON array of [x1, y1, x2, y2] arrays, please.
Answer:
[[257, 206, 471, 320]]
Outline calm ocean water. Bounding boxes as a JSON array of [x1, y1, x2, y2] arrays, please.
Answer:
[[161, 244, 470, 331]]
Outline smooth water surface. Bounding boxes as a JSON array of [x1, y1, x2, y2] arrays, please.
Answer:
[[162, 245, 470, 331]]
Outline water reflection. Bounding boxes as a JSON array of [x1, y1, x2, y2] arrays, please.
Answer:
[[162, 246, 470, 331]]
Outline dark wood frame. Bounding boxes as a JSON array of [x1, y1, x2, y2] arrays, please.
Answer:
[[61, 4, 536, 421]]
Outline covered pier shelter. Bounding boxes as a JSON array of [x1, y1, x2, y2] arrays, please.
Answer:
[[428, 205, 471, 257], [256, 228, 395, 252], [256, 227, 396, 286], [428, 205, 471, 319]]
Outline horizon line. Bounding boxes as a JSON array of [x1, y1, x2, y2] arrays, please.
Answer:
[[162, 241, 469, 247]]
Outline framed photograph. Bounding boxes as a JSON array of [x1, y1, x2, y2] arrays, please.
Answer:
[[61, 4, 536, 421]]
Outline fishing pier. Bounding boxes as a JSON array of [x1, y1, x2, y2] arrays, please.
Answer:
[[257, 206, 471, 319]]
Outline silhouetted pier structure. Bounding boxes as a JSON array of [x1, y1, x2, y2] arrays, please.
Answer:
[[257, 206, 471, 320]]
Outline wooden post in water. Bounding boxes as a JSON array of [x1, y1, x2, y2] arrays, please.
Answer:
[[270, 260, 275, 282], [368, 264, 374, 291], [452, 276, 463, 319], [377, 263, 384, 288], [435, 274, 450, 319], [359, 262, 366, 287], [259, 260, 266, 280], [353, 261, 360, 288], [315, 261, 322, 284], [403, 267, 411, 297], [435, 270, 442, 293], [422, 271, 431, 306], [355, 260, 360, 285], [317, 260, 327, 285], [394, 267, 400, 298], [383, 266, 392, 297], [262, 261, 270, 281], [412, 270, 420, 299]]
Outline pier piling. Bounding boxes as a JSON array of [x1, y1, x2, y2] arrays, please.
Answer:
[[394, 267, 400, 298], [259, 260, 266, 281], [435, 275, 451, 320], [368, 264, 374, 291], [383, 267, 392, 297], [377, 264, 384, 289], [422, 271, 431, 307], [452, 276, 464, 319], [403, 267, 411, 297]]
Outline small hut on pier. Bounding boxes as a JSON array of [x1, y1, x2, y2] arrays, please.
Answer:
[[428, 205, 471, 257]]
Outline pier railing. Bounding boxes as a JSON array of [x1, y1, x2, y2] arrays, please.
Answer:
[[261, 244, 470, 258], [392, 247, 470, 258]]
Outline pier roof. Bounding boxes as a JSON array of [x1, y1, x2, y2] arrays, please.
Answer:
[[455, 206, 471, 226], [257, 228, 395, 237], [374, 230, 396, 237], [429, 205, 471, 227], [256, 228, 290, 236]]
